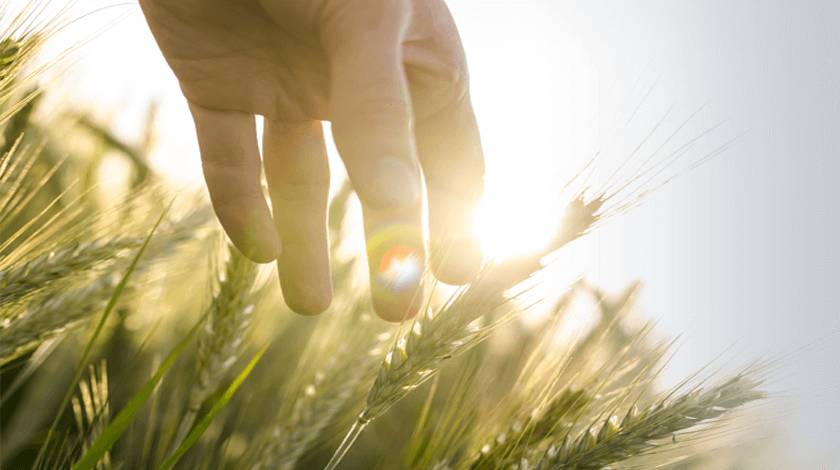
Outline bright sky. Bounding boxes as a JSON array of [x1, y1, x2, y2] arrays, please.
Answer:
[[13, 0, 840, 466]]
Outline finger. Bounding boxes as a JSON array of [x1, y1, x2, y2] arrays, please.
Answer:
[[415, 93, 485, 285], [322, 2, 425, 322], [263, 119, 332, 316], [403, 0, 485, 285], [189, 102, 280, 263]]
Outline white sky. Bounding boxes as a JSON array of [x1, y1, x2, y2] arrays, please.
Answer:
[[13, 0, 840, 466]]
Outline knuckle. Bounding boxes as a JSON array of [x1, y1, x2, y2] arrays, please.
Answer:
[[356, 94, 412, 123], [406, 52, 470, 118], [334, 92, 412, 132], [320, 1, 411, 52], [438, 62, 469, 105], [201, 155, 259, 180], [269, 180, 330, 211], [436, 51, 469, 90]]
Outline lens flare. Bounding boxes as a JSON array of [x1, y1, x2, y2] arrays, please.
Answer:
[[376, 245, 422, 291]]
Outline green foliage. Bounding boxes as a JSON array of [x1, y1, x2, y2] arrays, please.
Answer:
[[71, 317, 202, 470], [36, 206, 169, 468], [160, 344, 269, 470]]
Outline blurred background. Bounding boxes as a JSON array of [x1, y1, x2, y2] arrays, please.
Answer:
[[17, 0, 839, 466]]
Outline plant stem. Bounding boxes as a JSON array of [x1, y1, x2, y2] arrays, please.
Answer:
[[323, 418, 368, 470]]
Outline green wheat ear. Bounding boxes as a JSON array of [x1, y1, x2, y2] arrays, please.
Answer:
[[169, 241, 259, 452], [0, 39, 20, 69], [70, 360, 112, 470], [538, 373, 766, 469]]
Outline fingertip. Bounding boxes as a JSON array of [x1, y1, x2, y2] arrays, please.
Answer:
[[365, 224, 425, 323], [283, 288, 333, 316], [368, 241, 425, 321], [222, 208, 281, 264], [275, 253, 333, 316], [240, 245, 279, 264], [430, 236, 483, 285], [426, 185, 483, 285], [371, 287, 422, 323]]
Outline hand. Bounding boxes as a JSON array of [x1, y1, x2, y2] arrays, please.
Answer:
[[140, 0, 484, 321]]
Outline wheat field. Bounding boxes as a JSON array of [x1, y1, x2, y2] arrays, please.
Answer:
[[0, 4, 771, 470]]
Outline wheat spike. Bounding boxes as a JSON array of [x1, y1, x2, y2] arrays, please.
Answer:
[[361, 196, 604, 424], [0, 272, 118, 364], [469, 389, 591, 469], [251, 303, 388, 470], [319, 197, 604, 470], [251, 352, 366, 470], [170, 243, 258, 450], [0, 238, 141, 307], [70, 360, 112, 470], [535, 373, 765, 469], [0, 212, 206, 364]]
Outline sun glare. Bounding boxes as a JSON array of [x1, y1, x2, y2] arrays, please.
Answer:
[[45, 0, 594, 265], [473, 192, 557, 261]]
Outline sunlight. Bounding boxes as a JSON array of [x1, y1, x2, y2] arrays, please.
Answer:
[[473, 191, 556, 261], [40, 0, 616, 284], [38, 0, 594, 263], [449, 1, 604, 262]]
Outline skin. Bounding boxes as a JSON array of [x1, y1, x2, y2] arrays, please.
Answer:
[[139, 0, 485, 322]]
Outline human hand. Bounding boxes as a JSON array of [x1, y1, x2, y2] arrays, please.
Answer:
[[139, 0, 484, 321]]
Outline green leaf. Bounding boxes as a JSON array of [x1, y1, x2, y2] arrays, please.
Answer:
[[35, 204, 171, 468], [71, 319, 202, 470], [158, 344, 269, 470]]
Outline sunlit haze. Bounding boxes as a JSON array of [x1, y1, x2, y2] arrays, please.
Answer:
[[12, 0, 840, 465]]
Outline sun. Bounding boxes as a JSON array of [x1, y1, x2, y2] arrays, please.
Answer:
[[472, 188, 559, 261]]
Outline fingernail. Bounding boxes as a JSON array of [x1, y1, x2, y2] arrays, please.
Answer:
[[364, 158, 421, 209]]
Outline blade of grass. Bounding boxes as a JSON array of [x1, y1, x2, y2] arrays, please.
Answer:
[[34, 202, 172, 468], [70, 317, 204, 470], [158, 343, 269, 470]]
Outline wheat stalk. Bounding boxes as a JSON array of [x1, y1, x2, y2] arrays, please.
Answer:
[[535, 373, 765, 469], [362, 196, 603, 424], [70, 360, 112, 470], [251, 343, 372, 470], [251, 299, 388, 470], [0, 238, 141, 307], [321, 197, 605, 470], [1, 14, 50, 127], [170, 243, 258, 450], [0, 211, 207, 364], [469, 389, 592, 470], [248, 184, 378, 470], [464, 283, 667, 470], [0, 272, 118, 364]]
